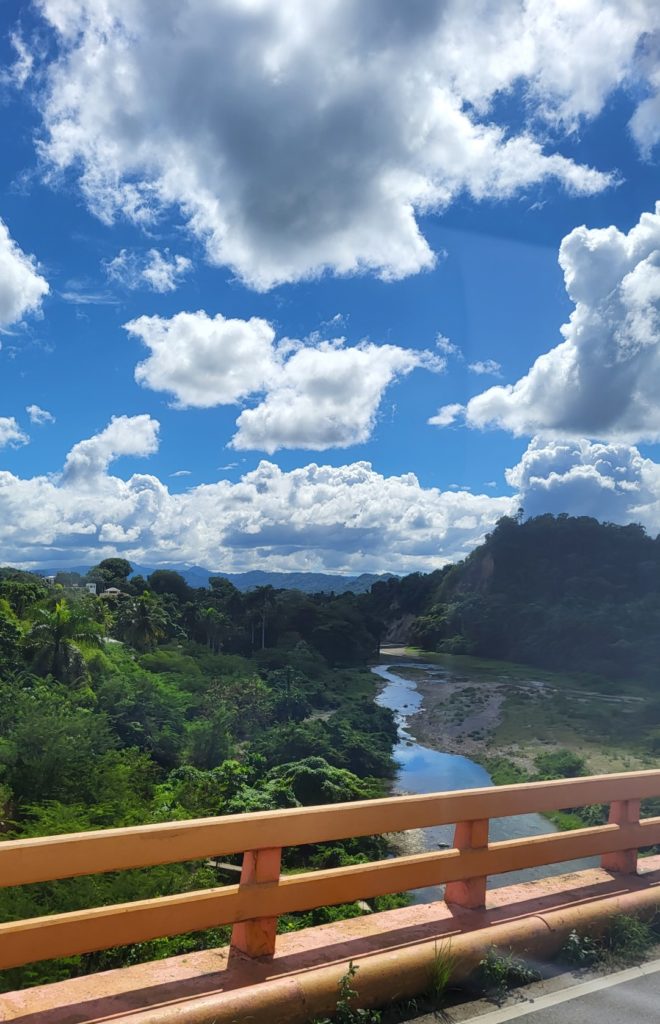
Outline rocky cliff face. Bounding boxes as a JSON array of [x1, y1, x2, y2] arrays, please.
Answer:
[[383, 612, 416, 644]]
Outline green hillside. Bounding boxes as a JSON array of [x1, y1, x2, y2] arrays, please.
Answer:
[[369, 513, 660, 684]]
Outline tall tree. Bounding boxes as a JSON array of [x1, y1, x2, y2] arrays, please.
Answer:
[[88, 558, 133, 590], [24, 599, 103, 683], [199, 606, 230, 653], [115, 592, 169, 652], [245, 585, 274, 650], [148, 570, 193, 603]]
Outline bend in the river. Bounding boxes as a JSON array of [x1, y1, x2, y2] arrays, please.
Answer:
[[372, 661, 594, 903]]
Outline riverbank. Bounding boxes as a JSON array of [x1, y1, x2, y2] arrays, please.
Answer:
[[377, 647, 656, 780], [373, 662, 599, 887]]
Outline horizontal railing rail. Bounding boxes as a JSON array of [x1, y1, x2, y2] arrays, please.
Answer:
[[3, 771, 659, 887], [0, 770, 658, 969]]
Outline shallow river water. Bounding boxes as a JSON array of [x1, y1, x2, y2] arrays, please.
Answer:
[[373, 661, 593, 903]]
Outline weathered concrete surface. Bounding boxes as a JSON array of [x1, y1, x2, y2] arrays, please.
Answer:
[[3, 857, 660, 1024]]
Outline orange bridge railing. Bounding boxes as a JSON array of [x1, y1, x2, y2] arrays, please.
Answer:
[[1, 770, 659, 968]]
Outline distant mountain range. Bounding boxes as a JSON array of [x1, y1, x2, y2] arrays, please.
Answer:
[[34, 563, 395, 595]]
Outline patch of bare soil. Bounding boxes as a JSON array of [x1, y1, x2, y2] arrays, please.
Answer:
[[391, 666, 507, 760]]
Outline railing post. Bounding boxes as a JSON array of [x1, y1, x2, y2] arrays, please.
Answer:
[[230, 847, 282, 958], [445, 818, 488, 909], [601, 799, 640, 874]]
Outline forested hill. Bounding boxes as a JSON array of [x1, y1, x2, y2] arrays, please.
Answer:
[[367, 513, 660, 683]]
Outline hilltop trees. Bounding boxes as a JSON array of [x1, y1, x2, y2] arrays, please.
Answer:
[[148, 570, 194, 603], [0, 573, 48, 617], [381, 513, 660, 682]]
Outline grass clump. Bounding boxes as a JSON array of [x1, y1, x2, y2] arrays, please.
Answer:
[[560, 929, 600, 968], [602, 914, 656, 964], [312, 944, 458, 1024], [428, 940, 455, 1003]]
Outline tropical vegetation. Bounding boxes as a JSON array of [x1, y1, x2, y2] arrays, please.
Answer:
[[0, 561, 396, 991], [371, 512, 660, 683]]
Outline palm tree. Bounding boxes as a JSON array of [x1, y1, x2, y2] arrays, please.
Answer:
[[115, 592, 169, 652], [199, 606, 230, 653], [25, 599, 103, 683], [245, 586, 274, 650]]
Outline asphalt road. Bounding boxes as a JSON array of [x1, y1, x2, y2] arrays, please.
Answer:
[[448, 959, 660, 1023], [415, 958, 660, 1024], [501, 972, 660, 1022]]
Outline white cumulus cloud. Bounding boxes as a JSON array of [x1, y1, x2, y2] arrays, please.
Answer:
[[0, 418, 28, 449], [34, 0, 652, 290], [61, 414, 160, 485], [0, 218, 49, 326], [127, 310, 441, 451], [629, 35, 660, 157], [127, 310, 278, 408], [26, 404, 55, 425], [448, 203, 660, 443], [106, 248, 192, 293], [232, 341, 441, 453], [0, 416, 513, 572], [508, 436, 660, 533], [428, 403, 464, 428]]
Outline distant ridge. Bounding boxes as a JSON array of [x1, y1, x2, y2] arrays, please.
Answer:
[[33, 563, 395, 594]]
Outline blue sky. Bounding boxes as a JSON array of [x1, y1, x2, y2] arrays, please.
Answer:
[[1, 1, 659, 573]]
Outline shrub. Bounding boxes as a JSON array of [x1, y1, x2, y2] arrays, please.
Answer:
[[475, 947, 540, 1004]]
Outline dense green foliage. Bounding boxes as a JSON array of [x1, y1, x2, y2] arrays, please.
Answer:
[[0, 562, 397, 990], [376, 513, 660, 683]]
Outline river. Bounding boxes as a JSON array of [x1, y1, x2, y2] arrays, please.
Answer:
[[373, 661, 592, 903]]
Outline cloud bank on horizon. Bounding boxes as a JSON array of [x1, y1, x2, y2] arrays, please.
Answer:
[[1, 0, 660, 570], [3, 415, 660, 574], [0, 414, 514, 572]]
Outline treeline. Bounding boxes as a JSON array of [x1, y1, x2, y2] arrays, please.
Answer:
[[40, 558, 383, 666], [0, 562, 398, 989], [374, 513, 660, 683]]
